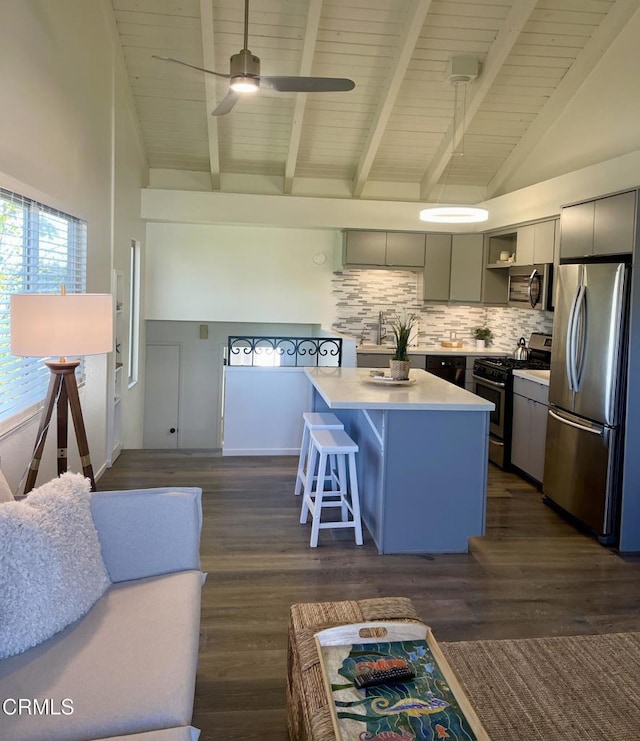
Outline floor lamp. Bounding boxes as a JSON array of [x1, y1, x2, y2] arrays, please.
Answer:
[[10, 291, 113, 494]]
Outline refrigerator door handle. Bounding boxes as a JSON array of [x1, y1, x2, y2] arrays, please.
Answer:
[[565, 284, 581, 391], [573, 284, 587, 389], [548, 408, 603, 436]]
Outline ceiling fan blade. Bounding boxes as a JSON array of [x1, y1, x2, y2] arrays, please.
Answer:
[[261, 76, 355, 93], [152, 56, 230, 80], [212, 90, 239, 116]]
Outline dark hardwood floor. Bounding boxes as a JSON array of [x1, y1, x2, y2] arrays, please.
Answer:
[[98, 451, 640, 741]]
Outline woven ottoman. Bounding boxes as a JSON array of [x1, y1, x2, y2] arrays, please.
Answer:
[[287, 597, 422, 741]]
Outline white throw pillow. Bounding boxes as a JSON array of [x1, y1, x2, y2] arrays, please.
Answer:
[[0, 472, 111, 659]]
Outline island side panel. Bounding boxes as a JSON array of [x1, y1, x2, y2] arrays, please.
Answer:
[[311, 391, 384, 549], [348, 409, 385, 550], [380, 409, 490, 553]]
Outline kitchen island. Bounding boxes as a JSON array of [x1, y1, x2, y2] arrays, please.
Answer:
[[305, 367, 494, 554]]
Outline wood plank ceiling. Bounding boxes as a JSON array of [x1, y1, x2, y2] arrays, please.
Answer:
[[111, 0, 635, 199]]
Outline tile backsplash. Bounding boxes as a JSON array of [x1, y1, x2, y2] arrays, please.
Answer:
[[332, 268, 554, 350]]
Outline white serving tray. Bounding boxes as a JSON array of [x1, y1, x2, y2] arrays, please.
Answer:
[[314, 621, 490, 741], [364, 376, 416, 386]]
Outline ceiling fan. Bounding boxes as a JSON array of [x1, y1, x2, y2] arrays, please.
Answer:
[[153, 0, 355, 116]]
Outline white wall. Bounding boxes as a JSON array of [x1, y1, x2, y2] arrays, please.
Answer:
[[222, 368, 312, 455], [0, 1, 147, 492], [112, 43, 148, 449], [145, 320, 317, 449], [145, 223, 340, 325]]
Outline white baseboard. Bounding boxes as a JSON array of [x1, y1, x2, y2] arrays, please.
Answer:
[[94, 461, 108, 481], [222, 447, 300, 456]]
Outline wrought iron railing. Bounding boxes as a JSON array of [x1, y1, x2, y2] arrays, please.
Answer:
[[226, 336, 343, 367]]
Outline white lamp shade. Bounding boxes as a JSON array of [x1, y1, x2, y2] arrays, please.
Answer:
[[10, 293, 114, 358]]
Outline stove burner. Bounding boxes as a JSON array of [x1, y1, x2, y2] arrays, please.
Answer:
[[479, 356, 551, 371]]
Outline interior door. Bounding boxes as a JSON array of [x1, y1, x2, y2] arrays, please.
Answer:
[[143, 344, 180, 449]]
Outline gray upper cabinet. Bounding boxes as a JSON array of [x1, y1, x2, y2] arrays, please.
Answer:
[[422, 234, 451, 301], [593, 191, 637, 256], [450, 234, 484, 302], [560, 201, 596, 259], [534, 219, 557, 263], [343, 231, 425, 268], [343, 230, 386, 265], [385, 232, 426, 267], [560, 190, 637, 259], [516, 220, 556, 264], [515, 225, 535, 265]]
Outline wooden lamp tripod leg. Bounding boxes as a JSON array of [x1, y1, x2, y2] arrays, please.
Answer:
[[23, 361, 96, 495], [23, 370, 64, 495], [65, 370, 97, 491]]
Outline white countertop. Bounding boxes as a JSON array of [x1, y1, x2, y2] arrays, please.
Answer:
[[513, 369, 551, 386], [357, 343, 509, 356], [305, 367, 494, 411]]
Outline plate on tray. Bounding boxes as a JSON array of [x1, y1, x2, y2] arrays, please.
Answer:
[[364, 375, 416, 386]]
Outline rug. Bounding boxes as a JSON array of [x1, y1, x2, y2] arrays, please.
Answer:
[[440, 632, 640, 741]]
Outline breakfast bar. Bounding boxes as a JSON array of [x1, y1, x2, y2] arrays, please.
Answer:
[[305, 367, 494, 554]]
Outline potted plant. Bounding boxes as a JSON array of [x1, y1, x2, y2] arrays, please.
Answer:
[[474, 327, 493, 349], [389, 312, 419, 379]]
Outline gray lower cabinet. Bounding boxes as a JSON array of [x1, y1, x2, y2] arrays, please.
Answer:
[[511, 377, 549, 483], [357, 352, 427, 369], [357, 353, 390, 368], [560, 190, 637, 259]]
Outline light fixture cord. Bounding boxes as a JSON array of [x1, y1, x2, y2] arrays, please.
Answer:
[[452, 80, 466, 158], [243, 0, 250, 50]]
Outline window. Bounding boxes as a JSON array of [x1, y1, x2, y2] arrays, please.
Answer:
[[0, 188, 87, 426], [127, 239, 140, 386]]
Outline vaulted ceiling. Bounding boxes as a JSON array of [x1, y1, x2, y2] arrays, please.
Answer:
[[111, 0, 636, 201]]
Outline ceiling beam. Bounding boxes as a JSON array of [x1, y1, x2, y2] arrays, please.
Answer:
[[487, 0, 640, 198], [199, 0, 221, 190], [352, 0, 433, 198], [419, 0, 538, 201], [284, 0, 323, 195]]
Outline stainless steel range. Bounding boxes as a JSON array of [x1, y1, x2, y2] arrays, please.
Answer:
[[473, 332, 552, 469]]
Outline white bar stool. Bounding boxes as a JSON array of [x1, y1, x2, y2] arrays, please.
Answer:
[[300, 428, 363, 548], [294, 412, 344, 496]]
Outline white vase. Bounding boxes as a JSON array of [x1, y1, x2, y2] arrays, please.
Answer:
[[475, 339, 486, 349]]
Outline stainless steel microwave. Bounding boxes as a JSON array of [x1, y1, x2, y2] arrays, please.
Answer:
[[508, 264, 552, 310]]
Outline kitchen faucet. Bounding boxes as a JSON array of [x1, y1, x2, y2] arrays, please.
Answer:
[[376, 311, 387, 345]]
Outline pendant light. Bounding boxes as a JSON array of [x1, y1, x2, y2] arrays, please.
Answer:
[[420, 58, 488, 224]]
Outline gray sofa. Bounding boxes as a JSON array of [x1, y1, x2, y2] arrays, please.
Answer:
[[0, 486, 204, 741]]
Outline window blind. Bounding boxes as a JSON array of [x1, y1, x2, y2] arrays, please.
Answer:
[[0, 188, 87, 424]]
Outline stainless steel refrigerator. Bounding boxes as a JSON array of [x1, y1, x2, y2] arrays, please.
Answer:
[[544, 261, 629, 541]]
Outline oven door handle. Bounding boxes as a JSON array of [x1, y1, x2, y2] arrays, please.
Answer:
[[472, 373, 506, 389], [528, 269, 541, 308]]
